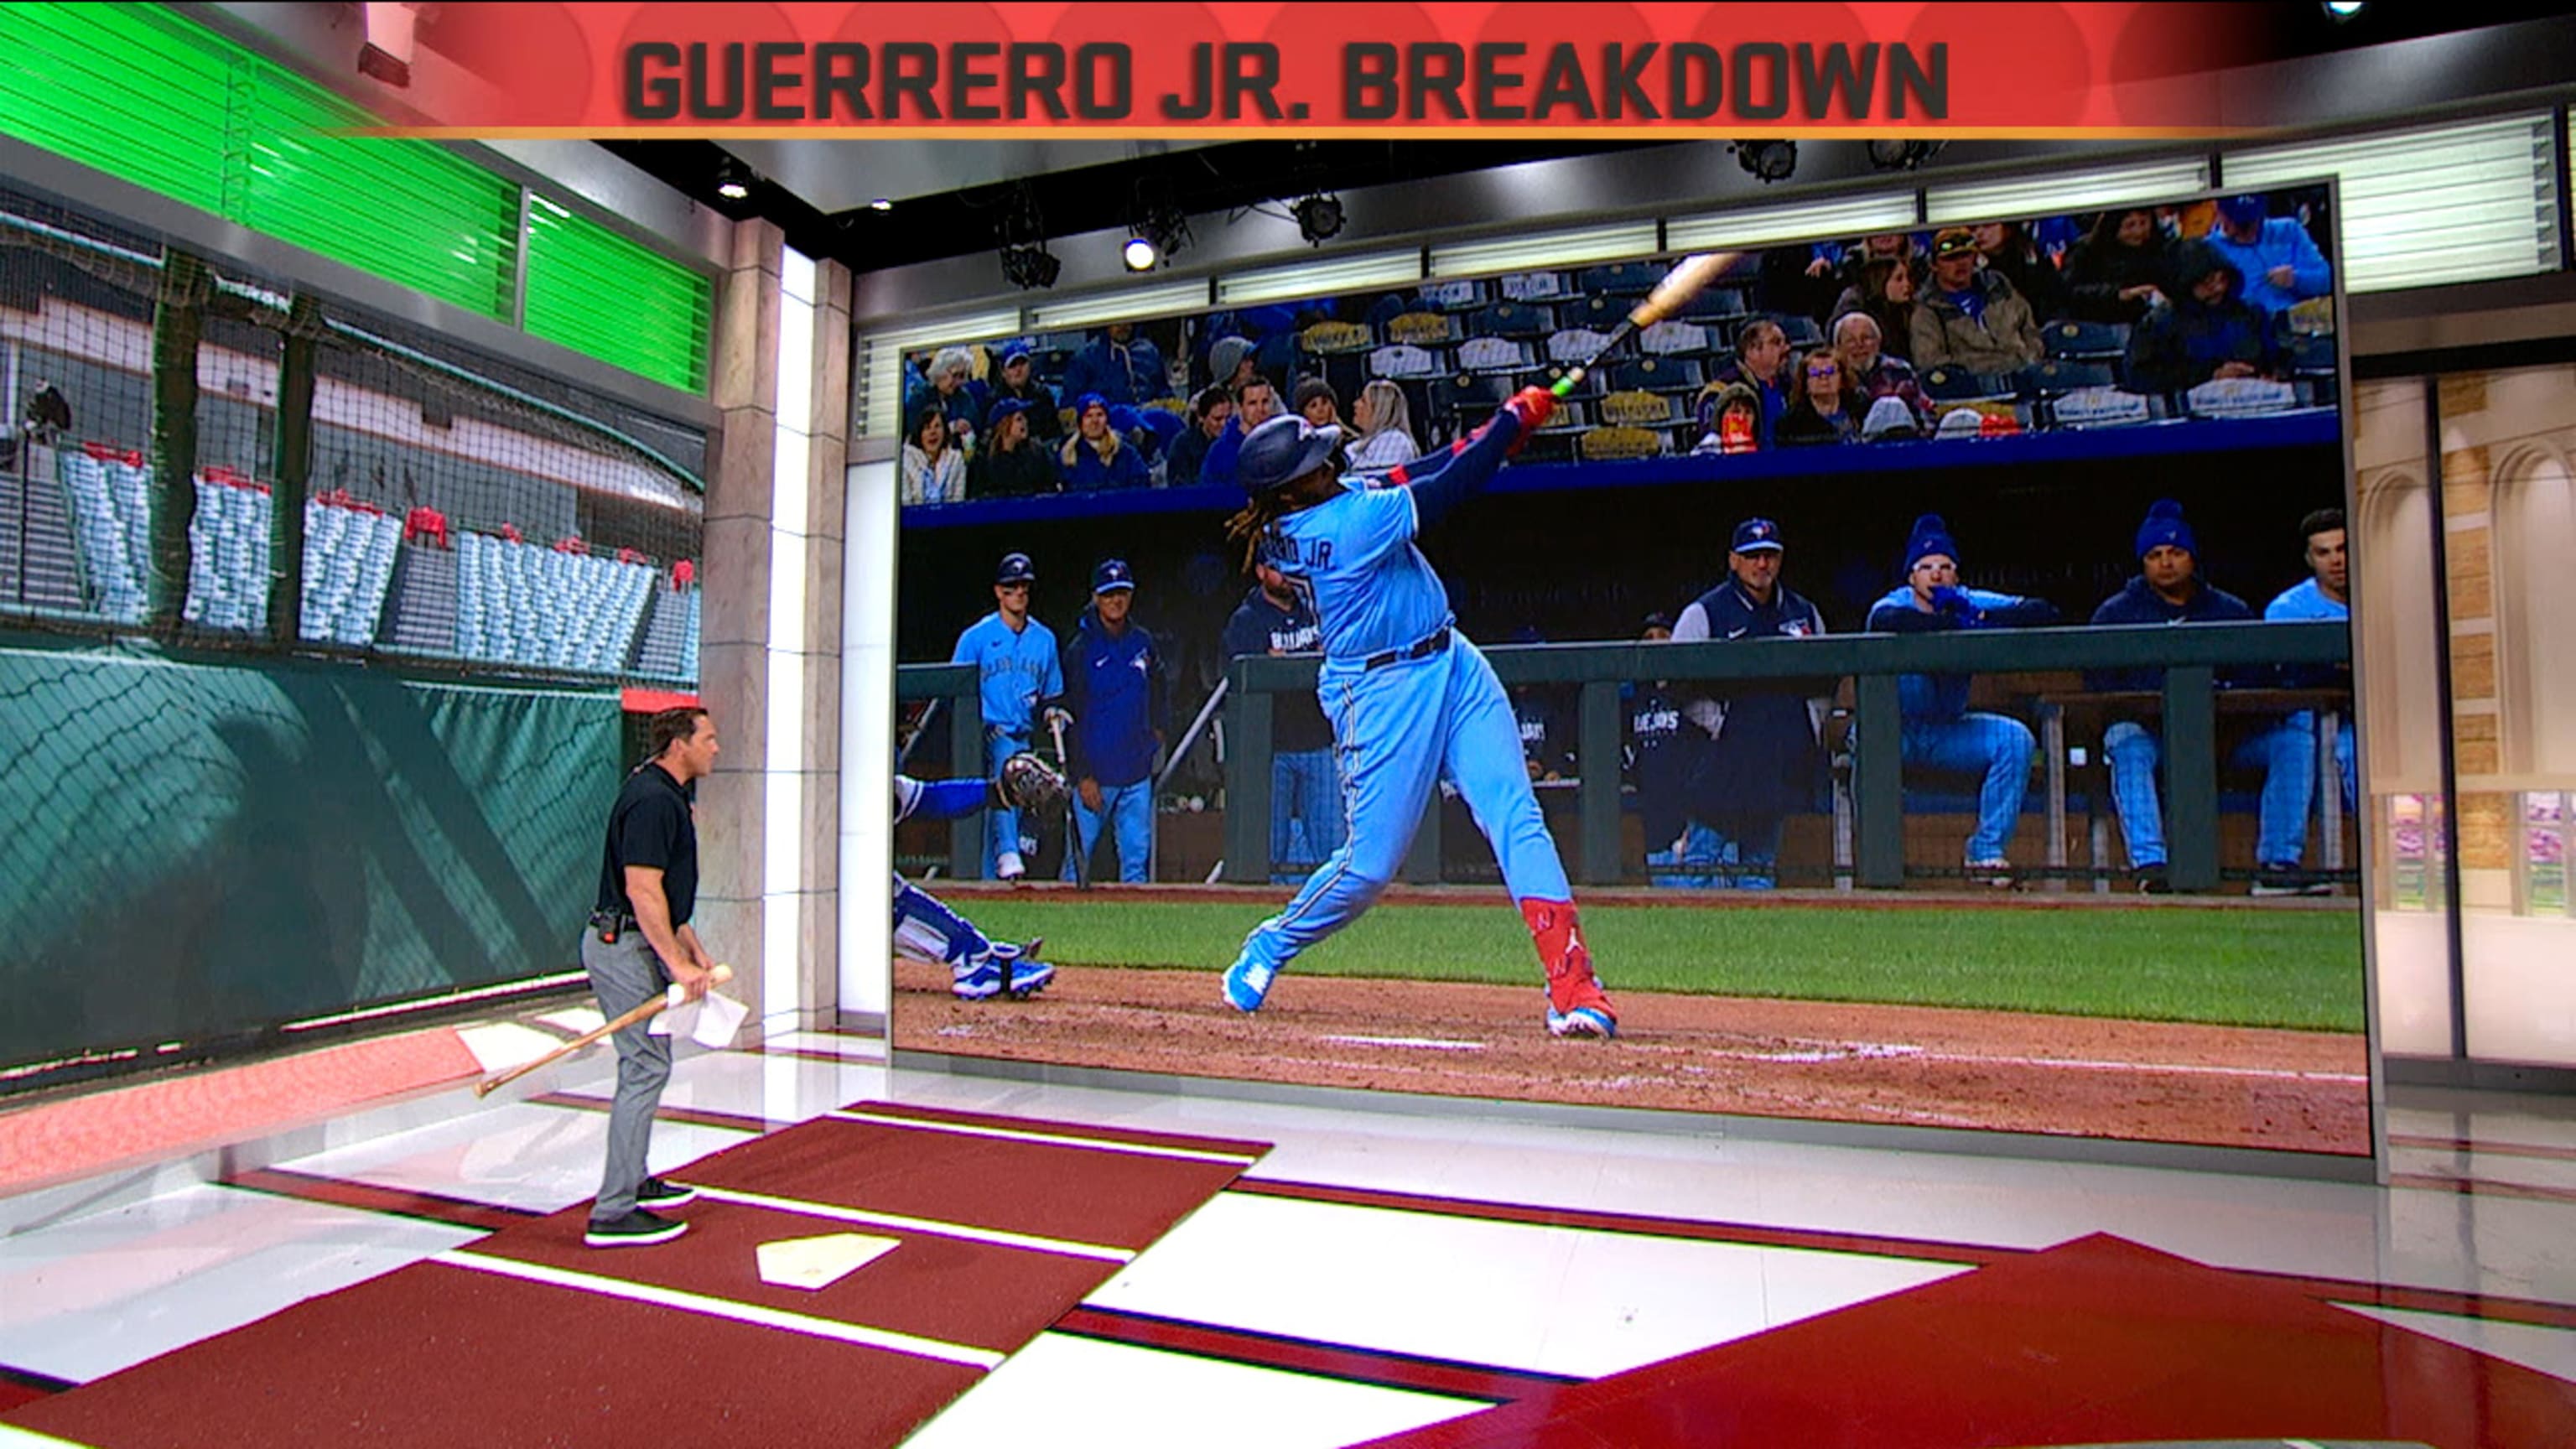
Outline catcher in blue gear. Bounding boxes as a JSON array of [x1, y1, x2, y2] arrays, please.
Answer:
[[895, 760, 1061, 1000], [1215, 393, 1618, 1039]]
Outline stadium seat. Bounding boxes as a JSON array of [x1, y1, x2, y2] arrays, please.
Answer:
[[1579, 261, 1663, 297], [1679, 286, 1748, 325], [1545, 327, 1618, 366], [1597, 389, 1679, 428], [1418, 278, 1485, 311], [1427, 373, 1516, 429], [1464, 302, 1553, 340], [1368, 342, 1449, 380], [2041, 319, 2124, 361], [1493, 271, 1570, 303], [1453, 336, 1537, 373], [2029, 361, 2116, 397], [1601, 356, 1705, 394], [1298, 319, 1375, 356], [1921, 365, 2019, 403], [1638, 320, 1713, 356], [1382, 312, 1458, 346], [2289, 334, 2338, 377], [1578, 425, 1665, 461], [1777, 315, 1826, 349]]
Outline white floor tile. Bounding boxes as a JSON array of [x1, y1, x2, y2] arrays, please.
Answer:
[[0, 1185, 475, 1382], [900, 1331, 1485, 1449], [277, 1102, 752, 1215], [2334, 1302, 2576, 1385]]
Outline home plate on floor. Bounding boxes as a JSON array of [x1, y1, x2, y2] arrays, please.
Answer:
[[758, 1233, 901, 1291]]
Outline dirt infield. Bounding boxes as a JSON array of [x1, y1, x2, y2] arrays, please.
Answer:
[[891, 960, 2369, 1156]]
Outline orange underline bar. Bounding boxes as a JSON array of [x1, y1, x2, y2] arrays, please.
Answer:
[[353, 125, 2268, 143]]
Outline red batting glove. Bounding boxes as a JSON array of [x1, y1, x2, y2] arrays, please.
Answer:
[[1504, 386, 1557, 434]]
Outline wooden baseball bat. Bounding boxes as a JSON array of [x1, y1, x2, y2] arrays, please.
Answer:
[[1553, 252, 1741, 397], [474, 963, 732, 1098]]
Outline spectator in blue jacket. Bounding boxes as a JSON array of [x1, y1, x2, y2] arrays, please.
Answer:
[[1061, 323, 1169, 407], [1866, 515, 2058, 887], [1059, 558, 1165, 883], [2123, 242, 2283, 395], [1197, 375, 1280, 491], [2203, 194, 2332, 320], [1059, 393, 1149, 491], [2085, 500, 2257, 893]]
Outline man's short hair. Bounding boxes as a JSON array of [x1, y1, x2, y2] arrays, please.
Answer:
[[1233, 375, 1276, 404], [1736, 316, 1784, 355], [2299, 507, 2345, 544], [648, 706, 709, 758]]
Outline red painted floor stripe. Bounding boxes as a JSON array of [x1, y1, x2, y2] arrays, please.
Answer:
[[754, 1044, 885, 1067], [2390, 1171, 2576, 1206], [2390, 1133, 2576, 1165], [1052, 1306, 1581, 1404], [222, 1166, 538, 1233], [527, 1091, 789, 1135], [1232, 1178, 2018, 1267]]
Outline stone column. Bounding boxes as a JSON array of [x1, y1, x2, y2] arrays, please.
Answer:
[[790, 257, 854, 1029], [694, 218, 782, 1041]]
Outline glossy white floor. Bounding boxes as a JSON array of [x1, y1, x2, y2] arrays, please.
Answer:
[[3, 1031, 2574, 1448]]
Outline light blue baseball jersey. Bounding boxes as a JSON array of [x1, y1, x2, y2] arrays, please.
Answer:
[[1257, 483, 1446, 666], [951, 612, 1062, 735], [2263, 577, 2347, 622]]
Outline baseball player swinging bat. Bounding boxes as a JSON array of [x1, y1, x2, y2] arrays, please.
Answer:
[[474, 963, 733, 1098], [1552, 252, 1740, 397]]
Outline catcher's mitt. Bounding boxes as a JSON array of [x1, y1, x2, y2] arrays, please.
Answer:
[[996, 750, 1068, 817]]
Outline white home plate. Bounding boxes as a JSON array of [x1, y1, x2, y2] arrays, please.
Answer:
[[756, 1233, 901, 1291]]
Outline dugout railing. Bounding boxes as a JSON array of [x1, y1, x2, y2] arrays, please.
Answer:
[[1218, 620, 2353, 893]]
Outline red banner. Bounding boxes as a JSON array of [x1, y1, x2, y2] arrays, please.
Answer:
[[382, 3, 2280, 137]]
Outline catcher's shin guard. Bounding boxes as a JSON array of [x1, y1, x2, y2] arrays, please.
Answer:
[[1521, 899, 1616, 1039]]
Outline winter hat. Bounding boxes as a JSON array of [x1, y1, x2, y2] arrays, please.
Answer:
[[1209, 335, 1255, 382], [1903, 514, 1961, 574], [1861, 395, 1919, 441], [2136, 498, 2198, 558]]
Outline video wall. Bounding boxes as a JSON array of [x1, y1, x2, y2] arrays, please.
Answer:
[[886, 183, 2370, 1157]]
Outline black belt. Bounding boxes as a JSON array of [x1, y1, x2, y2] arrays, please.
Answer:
[[589, 909, 638, 943], [1363, 626, 1452, 672]]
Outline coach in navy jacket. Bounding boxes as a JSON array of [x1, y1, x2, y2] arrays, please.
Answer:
[[1058, 559, 1166, 883]]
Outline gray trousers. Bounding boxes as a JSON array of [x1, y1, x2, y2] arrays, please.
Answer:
[[581, 929, 672, 1221]]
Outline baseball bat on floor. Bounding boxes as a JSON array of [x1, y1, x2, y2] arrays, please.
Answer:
[[1552, 252, 1741, 397], [474, 963, 733, 1098]]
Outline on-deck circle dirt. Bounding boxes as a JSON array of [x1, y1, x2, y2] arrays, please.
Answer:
[[891, 960, 2368, 1155]]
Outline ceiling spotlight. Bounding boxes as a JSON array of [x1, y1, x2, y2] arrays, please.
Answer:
[[1733, 139, 1799, 184], [1291, 193, 1345, 247], [1866, 139, 1946, 172], [1001, 242, 1062, 291], [2322, 1, 2366, 18], [1124, 174, 1191, 273], [713, 156, 752, 202], [870, 197, 894, 211], [1122, 236, 1160, 272]]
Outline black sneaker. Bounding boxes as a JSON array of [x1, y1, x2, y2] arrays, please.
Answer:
[[636, 1176, 697, 1208], [2251, 863, 2309, 897], [2132, 865, 2173, 896], [584, 1208, 687, 1248]]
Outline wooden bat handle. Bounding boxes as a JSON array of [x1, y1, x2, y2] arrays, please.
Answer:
[[1626, 252, 1735, 331], [474, 963, 732, 1098]]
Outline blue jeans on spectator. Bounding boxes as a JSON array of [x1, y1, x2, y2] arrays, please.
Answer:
[[2256, 711, 2359, 867], [984, 730, 1031, 875], [1902, 713, 2035, 863], [2104, 720, 2280, 870], [1067, 778, 1153, 883], [1705, 817, 1784, 889], [1272, 746, 1343, 882], [1647, 822, 1723, 888]]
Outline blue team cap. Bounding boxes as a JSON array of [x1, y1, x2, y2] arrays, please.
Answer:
[[1000, 343, 1032, 366], [1732, 517, 1785, 553], [988, 397, 1031, 424], [995, 552, 1036, 585], [1236, 414, 1341, 496], [1092, 558, 1136, 595], [2216, 194, 2267, 226]]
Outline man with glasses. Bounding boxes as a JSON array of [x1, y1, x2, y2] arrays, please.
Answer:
[[951, 552, 1064, 881]]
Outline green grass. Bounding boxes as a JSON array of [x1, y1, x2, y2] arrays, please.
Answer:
[[957, 898, 2367, 1032]]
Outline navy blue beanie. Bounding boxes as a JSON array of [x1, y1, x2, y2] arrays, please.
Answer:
[[1903, 513, 1960, 574], [2135, 498, 2198, 558]]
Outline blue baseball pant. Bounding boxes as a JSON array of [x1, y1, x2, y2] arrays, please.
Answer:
[[2105, 719, 2300, 870], [1067, 779, 1154, 884], [1272, 745, 1344, 880], [1235, 638, 1567, 973], [1902, 713, 2036, 863], [2255, 711, 2358, 867]]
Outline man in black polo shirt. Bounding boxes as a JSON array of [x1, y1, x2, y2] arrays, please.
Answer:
[[584, 706, 720, 1248]]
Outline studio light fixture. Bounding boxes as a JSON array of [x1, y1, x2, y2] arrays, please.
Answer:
[[1001, 242, 1062, 290], [1734, 140, 1800, 184], [870, 197, 894, 211], [1867, 139, 1946, 172], [2322, 1, 2366, 19], [1124, 177, 1192, 273], [1291, 193, 1346, 246], [714, 156, 753, 202]]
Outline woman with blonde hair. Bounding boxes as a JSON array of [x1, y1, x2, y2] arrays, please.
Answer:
[[1348, 378, 1421, 470]]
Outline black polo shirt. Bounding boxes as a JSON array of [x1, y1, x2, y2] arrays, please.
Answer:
[[595, 761, 698, 926]]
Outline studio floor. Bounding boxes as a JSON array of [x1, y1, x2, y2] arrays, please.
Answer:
[[3, 1019, 2573, 1447]]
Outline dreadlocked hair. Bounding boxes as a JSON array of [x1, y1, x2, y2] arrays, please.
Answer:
[[1224, 491, 1293, 575]]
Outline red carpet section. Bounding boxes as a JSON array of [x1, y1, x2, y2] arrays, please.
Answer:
[[1356, 1233, 2576, 1449], [0, 1028, 486, 1197], [8, 1100, 1268, 1449]]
